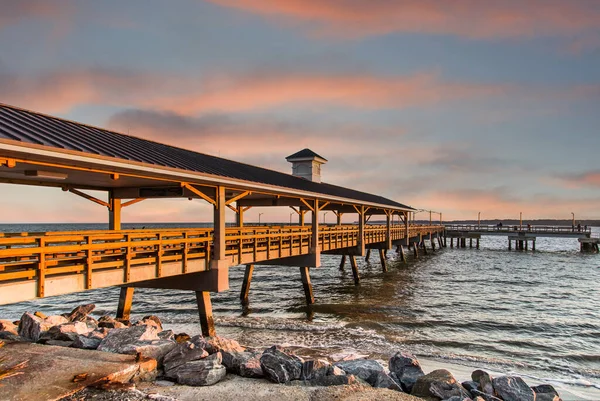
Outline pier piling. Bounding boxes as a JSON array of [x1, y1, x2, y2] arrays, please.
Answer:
[[116, 287, 134, 320], [379, 249, 387, 272], [240, 264, 254, 305], [339, 255, 346, 270], [195, 291, 215, 337], [349, 255, 360, 285], [300, 266, 315, 305]]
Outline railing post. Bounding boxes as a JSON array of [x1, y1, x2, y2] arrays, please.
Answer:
[[37, 238, 46, 298], [86, 235, 93, 289], [385, 213, 392, 250], [311, 199, 321, 265], [108, 190, 121, 231], [358, 206, 365, 256]]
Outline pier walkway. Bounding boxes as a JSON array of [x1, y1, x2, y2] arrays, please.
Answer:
[[444, 224, 599, 252], [0, 103, 444, 335]]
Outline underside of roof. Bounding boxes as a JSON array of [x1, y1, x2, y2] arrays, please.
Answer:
[[0, 103, 413, 211]]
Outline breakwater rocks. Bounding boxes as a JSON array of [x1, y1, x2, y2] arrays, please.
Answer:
[[0, 305, 562, 401]]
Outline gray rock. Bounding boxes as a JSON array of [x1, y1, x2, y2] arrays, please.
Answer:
[[411, 369, 470, 400], [472, 369, 494, 395], [204, 336, 245, 354], [239, 356, 264, 378], [175, 352, 226, 386], [373, 371, 403, 391], [491, 376, 535, 401], [97, 325, 159, 353], [301, 374, 359, 387], [301, 359, 331, 381], [72, 330, 108, 350], [462, 380, 480, 393], [120, 340, 178, 365], [333, 359, 385, 387], [221, 350, 263, 377], [389, 351, 425, 393], [532, 384, 562, 400], [158, 330, 175, 341], [39, 321, 92, 342], [18, 312, 68, 341], [65, 304, 95, 322], [0, 320, 18, 335], [98, 315, 126, 329], [471, 389, 503, 401], [163, 335, 210, 378], [260, 346, 303, 383], [0, 331, 27, 341]]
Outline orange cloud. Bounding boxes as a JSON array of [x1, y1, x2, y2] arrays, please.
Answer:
[[208, 0, 600, 43], [558, 171, 600, 189]]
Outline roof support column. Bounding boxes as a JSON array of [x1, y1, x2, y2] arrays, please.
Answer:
[[209, 185, 229, 290], [336, 212, 342, 225], [385, 212, 392, 250], [236, 202, 244, 227], [311, 199, 321, 265], [299, 210, 306, 226], [404, 211, 410, 246], [108, 190, 121, 230], [357, 206, 365, 256]]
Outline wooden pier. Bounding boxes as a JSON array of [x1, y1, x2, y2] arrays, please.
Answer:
[[444, 224, 599, 252], [0, 103, 444, 335]]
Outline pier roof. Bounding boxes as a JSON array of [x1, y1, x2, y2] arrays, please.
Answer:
[[0, 103, 413, 212]]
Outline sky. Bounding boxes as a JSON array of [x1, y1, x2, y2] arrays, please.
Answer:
[[1, 0, 600, 224]]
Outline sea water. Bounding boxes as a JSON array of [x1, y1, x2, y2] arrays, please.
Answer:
[[1, 223, 599, 399]]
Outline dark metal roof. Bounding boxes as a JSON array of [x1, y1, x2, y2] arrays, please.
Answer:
[[0, 103, 412, 210], [286, 148, 327, 161]]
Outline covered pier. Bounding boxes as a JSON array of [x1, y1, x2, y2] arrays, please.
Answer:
[[0, 103, 444, 335]]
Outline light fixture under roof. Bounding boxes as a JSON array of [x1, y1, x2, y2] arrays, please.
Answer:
[[24, 170, 68, 180]]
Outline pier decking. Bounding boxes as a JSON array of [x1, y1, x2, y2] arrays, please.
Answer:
[[0, 103, 444, 335], [444, 224, 599, 252]]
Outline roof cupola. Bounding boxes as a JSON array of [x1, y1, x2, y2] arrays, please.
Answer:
[[285, 149, 327, 183]]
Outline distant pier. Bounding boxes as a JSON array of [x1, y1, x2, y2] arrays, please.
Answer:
[[444, 224, 599, 252]]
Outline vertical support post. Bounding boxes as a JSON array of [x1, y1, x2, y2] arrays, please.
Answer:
[[469, 238, 473, 248], [213, 186, 226, 263], [358, 206, 365, 256], [236, 203, 244, 227], [476, 238, 480, 249], [525, 240, 528, 251], [450, 238, 454, 248], [37, 238, 46, 298], [532, 241, 536, 251], [431, 239, 436, 251], [336, 212, 342, 226], [299, 211, 305, 226], [379, 249, 387, 272], [349, 255, 360, 285], [196, 291, 216, 337], [311, 199, 320, 258], [404, 211, 410, 246], [300, 266, 315, 305], [413, 242, 419, 258], [385, 213, 392, 250], [508, 239, 512, 250], [339, 255, 346, 270], [108, 190, 121, 230], [240, 264, 254, 305], [365, 248, 371, 262], [116, 287, 134, 320], [399, 245, 407, 263], [421, 241, 428, 254]]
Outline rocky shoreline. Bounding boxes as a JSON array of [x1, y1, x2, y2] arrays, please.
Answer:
[[0, 304, 562, 401]]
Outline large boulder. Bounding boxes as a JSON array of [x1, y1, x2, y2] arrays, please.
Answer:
[[301, 359, 331, 381], [97, 325, 159, 353], [260, 346, 303, 383], [175, 352, 226, 386], [334, 359, 386, 387], [163, 335, 210, 378], [373, 371, 403, 391], [65, 304, 95, 322], [72, 329, 109, 350], [472, 369, 494, 395], [389, 351, 425, 392], [0, 320, 18, 335], [18, 312, 68, 341], [221, 350, 263, 378], [491, 376, 535, 401], [411, 369, 470, 400], [532, 384, 562, 401], [39, 321, 92, 342], [120, 340, 178, 365]]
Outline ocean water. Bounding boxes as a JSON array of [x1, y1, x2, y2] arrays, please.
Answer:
[[1, 223, 599, 398]]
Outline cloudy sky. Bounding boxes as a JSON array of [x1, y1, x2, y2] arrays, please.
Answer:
[[1, 0, 600, 223]]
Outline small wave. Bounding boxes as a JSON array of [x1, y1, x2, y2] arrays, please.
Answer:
[[215, 316, 346, 332]]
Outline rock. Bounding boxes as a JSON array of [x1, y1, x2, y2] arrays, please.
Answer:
[[137, 315, 163, 331], [334, 359, 385, 387], [97, 325, 159, 353], [204, 336, 245, 354], [175, 333, 191, 343], [44, 340, 74, 347], [175, 352, 226, 386], [116, 318, 131, 327], [163, 335, 210, 378], [303, 374, 359, 387], [260, 346, 303, 383], [389, 351, 425, 393], [471, 389, 503, 401], [491, 376, 535, 401], [158, 330, 175, 341], [411, 369, 470, 400], [0, 320, 18, 335], [472, 369, 494, 395], [18, 312, 68, 341], [120, 340, 178, 365], [301, 359, 331, 381], [462, 380, 480, 393], [39, 321, 92, 342], [330, 365, 345, 376], [0, 331, 26, 341], [374, 371, 403, 391], [239, 355, 264, 378], [65, 304, 95, 322], [72, 330, 108, 350], [98, 315, 126, 329], [132, 356, 159, 383], [532, 384, 562, 401]]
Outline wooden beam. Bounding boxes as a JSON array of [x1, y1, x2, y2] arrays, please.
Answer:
[[240, 264, 254, 305], [196, 291, 216, 337], [116, 287, 134, 320], [227, 204, 238, 213], [0, 158, 16, 168], [226, 191, 251, 205], [64, 187, 110, 208], [299, 198, 315, 212], [318, 201, 330, 211], [289, 206, 301, 215], [182, 183, 217, 207], [121, 198, 146, 208], [243, 206, 252, 212], [300, 266, 315, 305]]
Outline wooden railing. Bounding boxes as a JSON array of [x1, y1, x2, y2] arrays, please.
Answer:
[[0, 224, 444, 300], [445, 224, 592, 235]]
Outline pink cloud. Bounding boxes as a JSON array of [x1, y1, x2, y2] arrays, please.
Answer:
[[209, 0, 600, 44]]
